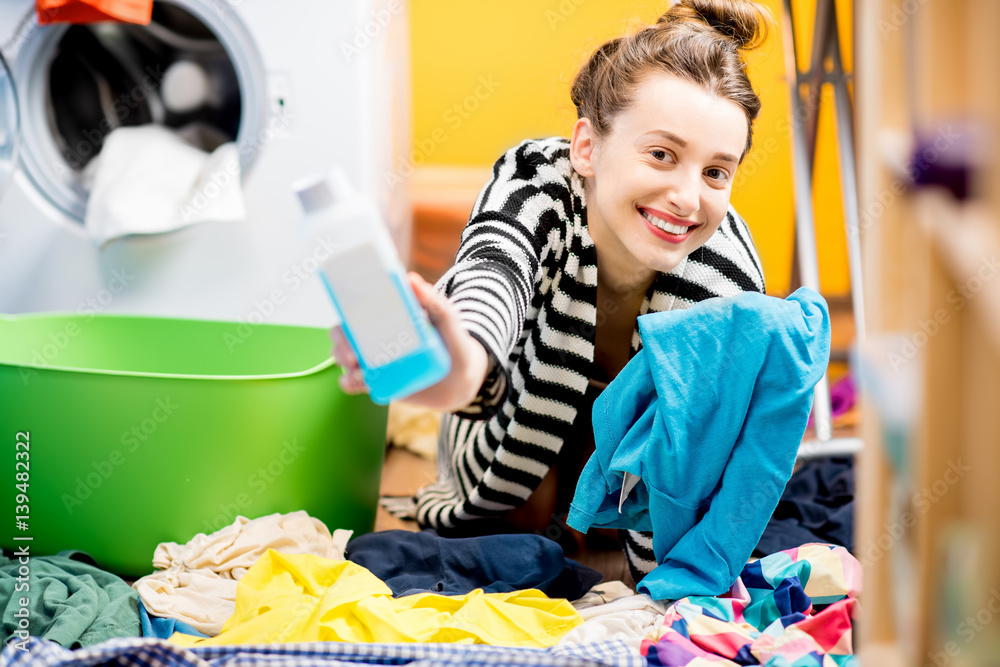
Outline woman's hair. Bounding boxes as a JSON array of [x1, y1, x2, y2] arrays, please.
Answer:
[[570, 0, 774, 160]]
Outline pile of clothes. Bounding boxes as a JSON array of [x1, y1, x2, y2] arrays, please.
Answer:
[[0, 509, 860, 666]]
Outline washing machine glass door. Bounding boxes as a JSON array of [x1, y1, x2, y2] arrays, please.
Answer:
[[0, 50, 18, 199]]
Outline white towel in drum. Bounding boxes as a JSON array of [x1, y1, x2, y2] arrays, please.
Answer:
[[85, 125, 245, 246]]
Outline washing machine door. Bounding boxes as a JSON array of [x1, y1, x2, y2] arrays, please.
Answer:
[[0, 50, 18, 199]]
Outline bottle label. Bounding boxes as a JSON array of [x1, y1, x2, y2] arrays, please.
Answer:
[[322, 243, 420, 368]]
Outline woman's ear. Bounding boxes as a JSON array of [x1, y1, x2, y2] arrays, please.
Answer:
[[570, 118, 597, 177]]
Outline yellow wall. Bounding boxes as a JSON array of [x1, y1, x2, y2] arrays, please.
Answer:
[[409, 0, 852, 296]]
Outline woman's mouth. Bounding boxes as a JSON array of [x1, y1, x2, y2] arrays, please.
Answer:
[[638, 207, 700, 244]]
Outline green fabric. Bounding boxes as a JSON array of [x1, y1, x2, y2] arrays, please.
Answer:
[[1, 550, 140, 647]]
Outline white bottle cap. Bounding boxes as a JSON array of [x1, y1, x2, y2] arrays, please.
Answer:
[[293, 168, 355, 213]]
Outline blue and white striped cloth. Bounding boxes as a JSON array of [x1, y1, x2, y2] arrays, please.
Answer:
[[1, 637, 645, 667]]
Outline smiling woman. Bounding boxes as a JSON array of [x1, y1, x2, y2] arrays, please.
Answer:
[[572, 73, 752, 288], [345, 0, 775, 585]]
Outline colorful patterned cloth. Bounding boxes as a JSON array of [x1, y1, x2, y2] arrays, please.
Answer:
[[642, 544, 861, 667]]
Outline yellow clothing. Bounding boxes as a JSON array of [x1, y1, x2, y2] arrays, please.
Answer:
[[170, 550, 582, 648]]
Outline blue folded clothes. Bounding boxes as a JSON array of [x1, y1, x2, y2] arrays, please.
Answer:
[[567, 288, 830, 601], [138, 601, 207, 640], [345, 529, 602, 600]]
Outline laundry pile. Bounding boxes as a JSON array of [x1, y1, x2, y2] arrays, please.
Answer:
[[0, 289, 858, 665], [132, 511, 352, 636], [643, 544, 860, 667], [1, 511, 603, 652], [0, 514, 861, 666]]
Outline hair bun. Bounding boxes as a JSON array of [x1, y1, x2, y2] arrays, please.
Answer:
[[658, 0, 772, 50]]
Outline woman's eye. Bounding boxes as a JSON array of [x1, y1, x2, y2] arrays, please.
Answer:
[[705, 168, 728, 181], [651, 149, 669, 161]]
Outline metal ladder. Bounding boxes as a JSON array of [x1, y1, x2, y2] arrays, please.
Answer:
[[781, 0, 865, 459]]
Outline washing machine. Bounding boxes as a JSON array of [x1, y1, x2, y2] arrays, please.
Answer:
[[0, 0, 411, 326]]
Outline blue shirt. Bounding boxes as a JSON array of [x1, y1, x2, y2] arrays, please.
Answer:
[[566, 288, 831, 600]]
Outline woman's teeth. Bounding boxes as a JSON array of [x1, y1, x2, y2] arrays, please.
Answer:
[[641, 210, 696, 235]]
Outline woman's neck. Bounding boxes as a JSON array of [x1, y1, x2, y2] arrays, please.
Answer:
[[584, 181, 657, 298]]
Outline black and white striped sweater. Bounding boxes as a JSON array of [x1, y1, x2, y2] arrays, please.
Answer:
[[413, 137, 765, 580]]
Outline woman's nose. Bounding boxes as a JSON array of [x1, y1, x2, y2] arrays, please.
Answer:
[[665, 169, 701, 217]]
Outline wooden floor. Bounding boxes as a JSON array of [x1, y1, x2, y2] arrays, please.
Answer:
[[374, 448, 436, 533]]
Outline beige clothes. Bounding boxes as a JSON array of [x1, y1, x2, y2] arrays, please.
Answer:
[[561, 582, 666, 650], [571, 581, 636, 610], [386, 403, 441, 460], [133, 511, 351, 636]]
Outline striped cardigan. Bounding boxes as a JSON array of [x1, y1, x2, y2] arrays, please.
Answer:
[[411, 137, 765, 581]]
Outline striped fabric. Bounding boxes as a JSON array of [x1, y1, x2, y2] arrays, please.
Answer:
[[411, 137, 766, 579], [0, 637, 645, 667]]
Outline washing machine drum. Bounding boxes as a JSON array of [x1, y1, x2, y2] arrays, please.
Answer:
[[48, 4, 242, 170], [13, 0, 264, 222], [0, 50, 16, 199]]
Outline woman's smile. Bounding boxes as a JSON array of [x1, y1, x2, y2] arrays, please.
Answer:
[[637, 205, 702, 244]]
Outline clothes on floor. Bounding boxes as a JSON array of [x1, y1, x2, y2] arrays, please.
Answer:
[[169, 550, 583, 648], [571, 581, 638, 610], [559, 590, 666, 651], [756, 457, 855, 557], [0, 550, 139, 648], [567, 288, 831, 601], [1, 636, 644, 667], [642, 543, 861, 666], [345, 529, 601, 600], [132, 511, 351, 636], [138, 601, 207, 641], [405, 137, 766, 563]]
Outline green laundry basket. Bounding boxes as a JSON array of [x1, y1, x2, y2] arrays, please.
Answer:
[[0, 312, 387, 577]]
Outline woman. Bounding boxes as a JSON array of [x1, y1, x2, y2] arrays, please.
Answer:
[[335, 0, 773, 583]]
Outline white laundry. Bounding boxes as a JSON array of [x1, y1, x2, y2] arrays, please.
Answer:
[[560, 582, 666, 651], [85, 125, 245, 246], [132, 511, 351, 636], [571, 581, 637, 610]]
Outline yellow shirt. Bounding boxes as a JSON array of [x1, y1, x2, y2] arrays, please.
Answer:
[[170, 549, 582, 647]]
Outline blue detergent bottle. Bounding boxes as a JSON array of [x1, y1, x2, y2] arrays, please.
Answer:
[[294, 169, 450, 404]]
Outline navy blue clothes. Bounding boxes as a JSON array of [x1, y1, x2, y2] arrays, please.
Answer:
[[567, 288, 831, 601], [755, 456, 855, 557], [344, 530, 602, 600], [137, 601, 207, 640]]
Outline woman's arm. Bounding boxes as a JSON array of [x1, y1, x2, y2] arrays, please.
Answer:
[[333, 140, 568, 416], [331, 272, 491, 413]]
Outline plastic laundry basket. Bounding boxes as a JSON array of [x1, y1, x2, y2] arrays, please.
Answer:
[[0, 312, 388, 576]]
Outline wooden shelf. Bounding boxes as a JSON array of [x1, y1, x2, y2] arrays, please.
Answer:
[[857, 0, 1000, 663], [914, 192, 1000, 359]]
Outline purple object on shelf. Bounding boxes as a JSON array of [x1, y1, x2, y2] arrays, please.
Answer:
[[910, 120, 989, 201], [809, 372, 856, 427]]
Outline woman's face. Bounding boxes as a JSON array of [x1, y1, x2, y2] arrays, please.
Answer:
[[572, 72, 748, 280]]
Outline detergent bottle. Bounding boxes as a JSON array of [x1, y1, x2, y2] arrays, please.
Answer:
[[293, 169, 450, 405]]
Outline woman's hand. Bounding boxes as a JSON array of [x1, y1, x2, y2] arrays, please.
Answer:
[[330, 272, 491, 412]]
